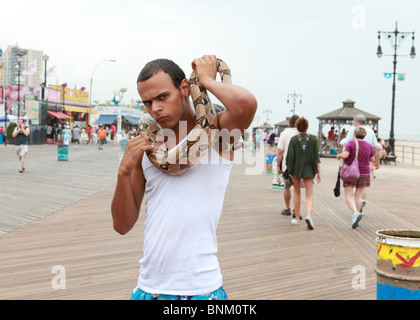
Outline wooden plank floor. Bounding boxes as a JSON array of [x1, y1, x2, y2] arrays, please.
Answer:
[[0, 143, 121, 235], [1, 145, 420, 300]]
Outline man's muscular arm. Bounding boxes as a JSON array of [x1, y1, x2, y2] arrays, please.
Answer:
[[111, 136, 154, 235], [191, 55, 258, 133]]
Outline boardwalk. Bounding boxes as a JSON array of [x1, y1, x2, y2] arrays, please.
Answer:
[[0, 143, 121, 235], [1, 143, 420, 300]]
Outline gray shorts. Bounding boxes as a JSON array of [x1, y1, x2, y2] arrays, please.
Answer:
[[16, 145, 28, 157]]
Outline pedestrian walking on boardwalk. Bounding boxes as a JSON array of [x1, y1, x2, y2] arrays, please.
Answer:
[[12, 118, 30, 173], [97, 125, 107, 150], [87, 125, 93, 144], [0, 126, 5, 146], [73, 125, 81, 149], [110, 124, 117, 146], [277, 115, 299, 217], [286, 117, 321, 230], [337, 127, 375, 229], [62, 125, 72, 145], [342, 114, 381, 212]]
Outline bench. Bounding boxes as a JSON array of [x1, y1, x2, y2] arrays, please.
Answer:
[[382, 155, 397, 165]]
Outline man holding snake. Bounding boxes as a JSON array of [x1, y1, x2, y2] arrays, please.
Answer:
[[111, 55, 257, 300]]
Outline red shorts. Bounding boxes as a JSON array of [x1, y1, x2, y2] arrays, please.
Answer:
[[343, 174, 371, 188]]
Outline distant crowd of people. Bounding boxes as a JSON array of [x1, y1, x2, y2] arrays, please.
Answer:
[[10, 117, 143, 173], [252, 130, 279, 152], [46, 123, 117, 147]]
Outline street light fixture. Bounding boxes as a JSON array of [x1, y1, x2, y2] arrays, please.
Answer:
[[410, 44, 416, 59], [0, 47, 5, 132], [42, 55, 49, 100], [376, 34, 383, 58], [61, 83, 67, 111], [15, 48, 28, 120], [263, 109, 272, 123], [287, 92, 302, 115], [377, 22, 415, 155], [88, 59, 116, 126], [0, 47, 3, 83]]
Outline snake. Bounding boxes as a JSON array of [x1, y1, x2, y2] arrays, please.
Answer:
[[138, 59, 232, 176]]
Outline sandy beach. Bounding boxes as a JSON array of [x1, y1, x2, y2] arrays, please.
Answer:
[[396, 140, 420, 148], [394, 140, 420, 166]]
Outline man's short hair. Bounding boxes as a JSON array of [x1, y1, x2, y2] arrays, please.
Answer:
[[137, 58, 186, 89], [289, 115, 299, 128], [354, 114, 366, 125]]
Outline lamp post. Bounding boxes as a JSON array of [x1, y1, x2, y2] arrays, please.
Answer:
[[253, 115, 261, 127], [263, 109, 272, 124], [89, 59, 116, 126], [0, 47, 3, 86], [61, 82, 67, 111], [42, 55, 49, 100], [377, 22, 415, 155], [15, 49, 28, 119], [287, 92, 302, 116], [0, 46, 2, 78], [0, 47, 5, 134]]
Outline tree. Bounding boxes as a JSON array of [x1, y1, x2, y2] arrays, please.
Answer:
[[6, 123, 17, 139]]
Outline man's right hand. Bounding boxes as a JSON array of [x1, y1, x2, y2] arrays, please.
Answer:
[[119, 136, 155, 176]]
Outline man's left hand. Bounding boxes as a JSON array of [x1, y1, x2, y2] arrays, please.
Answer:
[[191, 55, 218, 88]]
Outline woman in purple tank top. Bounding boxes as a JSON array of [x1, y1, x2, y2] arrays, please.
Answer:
[[337, 127, 375, 229]]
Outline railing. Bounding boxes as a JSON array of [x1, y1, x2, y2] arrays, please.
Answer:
[[394, 143, 420, 166], [320, 141, 420, 165]]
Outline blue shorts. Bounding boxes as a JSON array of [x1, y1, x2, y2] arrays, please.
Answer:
[[130, 286, 228, 300]]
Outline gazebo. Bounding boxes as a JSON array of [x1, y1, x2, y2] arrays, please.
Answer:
[[274, 118, 290, 133], [317, 99, 381, 156], [253, 123, 273, 132]]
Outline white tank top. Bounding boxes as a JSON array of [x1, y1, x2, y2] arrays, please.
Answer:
[[137, 138, 233, 295]]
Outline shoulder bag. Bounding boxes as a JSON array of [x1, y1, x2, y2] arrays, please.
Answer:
[[340, 139, 360, 182]]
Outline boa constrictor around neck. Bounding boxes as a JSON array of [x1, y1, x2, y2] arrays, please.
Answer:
[[138, 59, 232, 176]]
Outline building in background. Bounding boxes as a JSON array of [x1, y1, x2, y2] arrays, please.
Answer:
[[49, 85, 94, 129], [96, 105, 144, 135], [1, 44, 44, 87], [0, 43, 144, 141]]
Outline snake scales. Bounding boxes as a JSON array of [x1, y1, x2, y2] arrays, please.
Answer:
[[138, 59, 232, 176]]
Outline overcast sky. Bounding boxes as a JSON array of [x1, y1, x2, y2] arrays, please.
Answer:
[[1, 0, 419, 138]]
